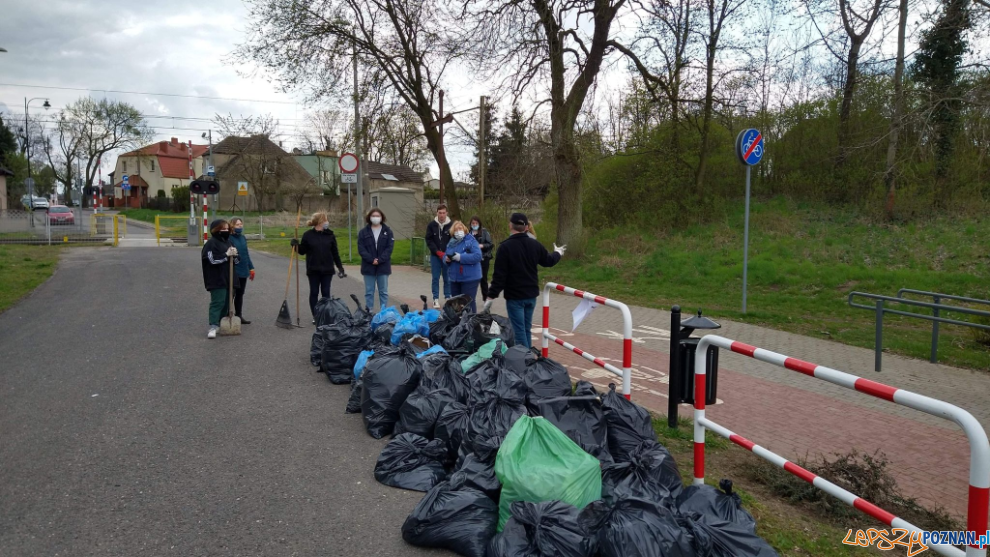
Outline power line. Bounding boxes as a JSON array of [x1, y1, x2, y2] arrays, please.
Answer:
[[0, 82, 300, 105]]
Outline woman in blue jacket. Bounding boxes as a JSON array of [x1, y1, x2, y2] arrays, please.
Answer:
[[444, 221, 483, 312], [227, 217, 255, 324], [357, 208, 394, 311]]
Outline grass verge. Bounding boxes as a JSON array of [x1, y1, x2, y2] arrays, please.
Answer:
[[539, 196, 990, 370], [0, 246, 60, 313]]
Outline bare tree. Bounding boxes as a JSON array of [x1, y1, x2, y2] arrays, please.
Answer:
[[363, 104, 431, 170], [882, 0, 908, 218], [213, 114, 288, 213], [303, 108, 351, 153], [236, 0, 468, 217]]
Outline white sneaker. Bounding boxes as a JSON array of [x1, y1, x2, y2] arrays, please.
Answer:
[[207, 327, 217, 339], [433, 299, 440, 309]]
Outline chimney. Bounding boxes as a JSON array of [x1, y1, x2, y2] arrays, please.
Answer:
[[170, 137, 179, 146]]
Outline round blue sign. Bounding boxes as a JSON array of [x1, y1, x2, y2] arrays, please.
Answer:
[[735, 129, 764, 166]]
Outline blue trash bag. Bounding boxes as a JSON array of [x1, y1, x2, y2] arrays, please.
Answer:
[[392, 312, 431, 345], [422, 309, 442, 323], [354, 350, 375, 379], [371, 306, 403, 331], [417, 345, 448, 359]]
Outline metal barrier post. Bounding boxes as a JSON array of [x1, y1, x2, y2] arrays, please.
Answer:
[[932, 295, 941, 363], [542, 282, 633, 399], [693, 334, 990, 557], [875, 299, 883, 372], [155, 215, 160, 247], [668, 305, 682, 428], [113, 215, 119, 247]]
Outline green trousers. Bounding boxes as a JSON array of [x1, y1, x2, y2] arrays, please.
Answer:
[[209, 289, 230, 327]]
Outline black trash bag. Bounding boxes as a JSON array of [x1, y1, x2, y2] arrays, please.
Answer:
[[443, 295, 473, 320], [394, 388, 455, 439], [360, 345, 423, 439], [322, 317, 375, 384], [449, 434, 503, 502], [467, 361, 528, 445], [535, 395, 612, 463], [602, 440, 683, 506], [520, 352, 573, 412], [574, 381, 599, 397], [310, 325, 328, 368], [488, 500, 596, 557], [374, 432, 448, 492], [348, 294, 373, 324], [601, 383, 656, 462], [345, 377, 363, 413], [579, 498, 700, 557], [442, 311, 515, 352], [401, 481, 498, 557], [371, 322, 396, 350], [314, 296, 352, 327], [435, 401, 471, 463], [420, 352, 471, 403], [680, 512, 778, 557], [464, 344, 510, 404], [502, 345, 533, 376], [676, 479, 756, 534]]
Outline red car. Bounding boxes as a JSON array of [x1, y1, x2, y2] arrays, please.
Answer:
[[48, 205, 75, 226]]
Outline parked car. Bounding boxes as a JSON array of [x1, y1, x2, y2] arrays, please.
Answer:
[[47, 205, 74, 225], [21, 195, 50, 210]]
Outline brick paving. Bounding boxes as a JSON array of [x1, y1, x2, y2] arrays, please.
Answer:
[[341, 265, 990, 520]]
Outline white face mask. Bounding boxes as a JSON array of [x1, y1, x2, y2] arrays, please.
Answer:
[[370, 216, 382, 225], [321, 222, 329, 230], [454, 231, 465, 240]]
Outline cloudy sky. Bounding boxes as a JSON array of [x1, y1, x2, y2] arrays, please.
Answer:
[[0, 0, 488, 180]]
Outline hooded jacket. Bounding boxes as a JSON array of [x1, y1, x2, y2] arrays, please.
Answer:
[[201, 219, 238, 291], [228, 228, 254, 279], [425, 216, 452, 256], [444, 233, 483, 282], [298, 227, 344, 276]]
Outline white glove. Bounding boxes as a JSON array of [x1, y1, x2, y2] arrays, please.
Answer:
[[483, 299, 494, 313], [553, 243, 567, 256], [452, 253, 461, 261], [226, 247, 238, 256]]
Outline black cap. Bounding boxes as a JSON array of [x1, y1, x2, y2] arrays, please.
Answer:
[[510, 212, 528, 226]]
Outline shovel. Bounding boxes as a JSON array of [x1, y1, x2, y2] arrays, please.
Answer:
[[276, 247, 296, 329], [220, 257, 241, 335]]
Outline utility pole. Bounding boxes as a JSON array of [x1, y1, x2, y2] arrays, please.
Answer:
[[438, 90, 445, 206], [478, 95, 487, 206], [353, 39, 364, 221]]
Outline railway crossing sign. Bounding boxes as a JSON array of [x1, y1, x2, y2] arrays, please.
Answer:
[[237, 182, 249, 196]]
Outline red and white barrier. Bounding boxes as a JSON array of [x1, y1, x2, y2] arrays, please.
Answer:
[[693, 334, 990, 557], [541, 282, 633, 399]]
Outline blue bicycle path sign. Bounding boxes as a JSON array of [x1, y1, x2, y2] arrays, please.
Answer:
[[735, 128, 764, 166]]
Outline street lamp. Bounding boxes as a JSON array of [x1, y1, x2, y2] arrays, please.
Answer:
[[23, 97, 50, 222]]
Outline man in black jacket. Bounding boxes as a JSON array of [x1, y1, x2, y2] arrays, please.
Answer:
[[488, 212, 566, 347], [425, 204, 452, 308]]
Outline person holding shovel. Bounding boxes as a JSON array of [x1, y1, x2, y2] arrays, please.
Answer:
[[291, 211, 346, 322], [201, 219, 239, 339], [227, 217, 255, 324]]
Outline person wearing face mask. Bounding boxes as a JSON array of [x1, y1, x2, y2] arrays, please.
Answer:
[[425, 204, 453, 309], [201, 219, 239, 339], [291, 211, 346, 322], [227, 217, 255, 324], [357, 208, 394, 311], [468, 216, 494, 301], [444, 221, 483, 312]]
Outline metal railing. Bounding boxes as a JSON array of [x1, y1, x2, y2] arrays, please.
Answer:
[[410, 236, 429, 268], [848, 290, 990, 371]]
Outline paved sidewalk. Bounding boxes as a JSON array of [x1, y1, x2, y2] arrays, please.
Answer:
[[346, 265, 990, 520]]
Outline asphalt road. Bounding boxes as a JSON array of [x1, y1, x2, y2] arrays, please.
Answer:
[[0, 247, 448, 557]]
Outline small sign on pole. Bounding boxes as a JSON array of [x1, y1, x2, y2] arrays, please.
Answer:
[[237, 182, 249, 196], [207, 165, 215, 177], [338, 153, 359, 174], [122, 174, 130, 190], [735, 128, 764, 314], [341, 174, 357, 184]]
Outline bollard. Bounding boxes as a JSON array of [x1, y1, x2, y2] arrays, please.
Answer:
[[668, 305, 682, 428]]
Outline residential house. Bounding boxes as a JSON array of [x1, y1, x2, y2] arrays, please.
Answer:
[[0, 166, 12, 211], [210, 135, 321, 213], [364, 161, 428, 206], [111, 138, 209, 208]]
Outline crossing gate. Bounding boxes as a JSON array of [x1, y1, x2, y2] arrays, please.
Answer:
[[692, 335, 990, 557], [541, 282, 633, 399]]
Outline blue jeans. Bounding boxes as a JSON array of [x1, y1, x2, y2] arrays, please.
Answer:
[[450, 280, 480, 313], [505, 298, 536, 348], [430, 255, 450, 300], [363, 274, 389, 312]]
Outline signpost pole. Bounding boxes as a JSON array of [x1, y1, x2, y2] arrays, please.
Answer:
[[742, 165, 751, 314]]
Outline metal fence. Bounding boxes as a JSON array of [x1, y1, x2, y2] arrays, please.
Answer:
[[0, 209, 122, 246]]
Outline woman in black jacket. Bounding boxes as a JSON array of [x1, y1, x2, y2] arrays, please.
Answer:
[[201, 219, 238, 339], [357, 208, 394, 311], [291, 211, 346, 322], [469, 215, 494, 301]]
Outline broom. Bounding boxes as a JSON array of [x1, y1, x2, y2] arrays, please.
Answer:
[[220, 256, 242, 335], [275, 246, 295, 329]]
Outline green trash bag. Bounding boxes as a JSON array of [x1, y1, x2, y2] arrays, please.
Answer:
[[460, 338, 509, 373], [494, 415, 602, 531]]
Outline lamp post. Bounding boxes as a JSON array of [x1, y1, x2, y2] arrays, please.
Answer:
[[23, 97, 51, 225]]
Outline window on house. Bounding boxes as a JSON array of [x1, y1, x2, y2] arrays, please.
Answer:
[[150, 159, 155, 171], [381, 173, 398, 181], [372, 195, 379, 208], [122, 160, 127, 173]]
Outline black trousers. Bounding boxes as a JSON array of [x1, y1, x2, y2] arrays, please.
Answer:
[[479, 258, 491, 300], [308, 273, 333, 316], [233, 276, 248, 317]]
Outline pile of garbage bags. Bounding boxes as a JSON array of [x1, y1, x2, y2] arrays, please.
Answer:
[[310, 294, 778, 557]]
